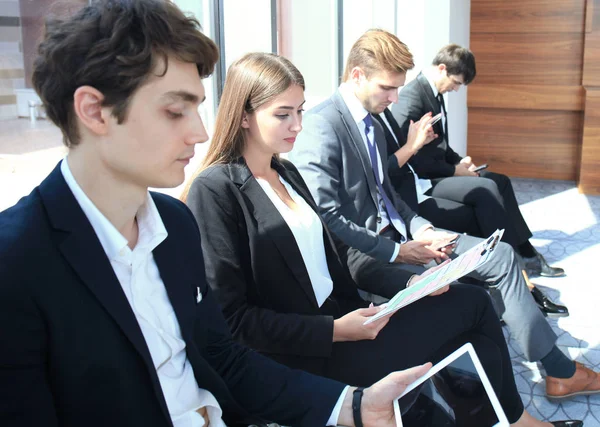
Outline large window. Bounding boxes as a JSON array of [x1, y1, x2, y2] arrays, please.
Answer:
[[1, 0, 474, 206], [277, 0, 339, 109]]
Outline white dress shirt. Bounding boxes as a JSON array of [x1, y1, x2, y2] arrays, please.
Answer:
[[256, 175, 349, 426], [377, 111, 432, 203], [61, 158, 225, 427], [339, 83, 405, 261], [256, 176, 334, 307]]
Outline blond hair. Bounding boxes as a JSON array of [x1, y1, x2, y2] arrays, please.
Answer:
[[181, 52, 304, 201], [342, 29, 414, 81]]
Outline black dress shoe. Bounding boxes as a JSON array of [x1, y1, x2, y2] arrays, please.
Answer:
[[551, 421, 583, 427], [531, 287, 569, 318], [525, 250, 566, 277]]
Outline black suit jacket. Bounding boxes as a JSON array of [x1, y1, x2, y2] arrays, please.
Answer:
[[373, 110, 419, 213], [0, 163, 345, 427], [186, 158, 366, 376], [391, 72, 463, 179]]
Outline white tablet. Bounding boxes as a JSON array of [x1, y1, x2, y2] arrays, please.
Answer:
[[393, 343, 509, 427]]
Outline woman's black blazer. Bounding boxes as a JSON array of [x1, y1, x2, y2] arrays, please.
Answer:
[[186, 157, 366, 374]]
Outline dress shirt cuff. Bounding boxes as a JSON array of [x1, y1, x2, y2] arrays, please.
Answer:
[[389, 243, 401, 263], [413, 224, 434, 240], [327, 385, 351, 426]]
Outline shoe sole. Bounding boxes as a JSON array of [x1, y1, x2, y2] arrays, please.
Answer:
[[540, 273, 567, 278], [544, 311, 570, 318], [546, 389, 600, 400], [538, 308, 570, 318]]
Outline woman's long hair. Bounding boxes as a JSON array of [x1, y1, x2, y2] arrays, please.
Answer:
[[181, 52, 305, 201]]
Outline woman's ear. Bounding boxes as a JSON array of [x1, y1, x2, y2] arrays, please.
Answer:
[[73, 86, 109, 136], [241, 111, 250, 129]]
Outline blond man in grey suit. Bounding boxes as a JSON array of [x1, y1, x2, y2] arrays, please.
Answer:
[[289, 29, 600, 403]]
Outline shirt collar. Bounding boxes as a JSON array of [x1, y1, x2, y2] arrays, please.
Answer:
[[422, 68, 440, 98], [339, 82, 371, 125], [60, 157, 168, 260]]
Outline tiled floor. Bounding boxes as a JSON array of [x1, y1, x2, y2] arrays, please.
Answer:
[[1, 117, 599, 424], [507, 178, 600, 425]]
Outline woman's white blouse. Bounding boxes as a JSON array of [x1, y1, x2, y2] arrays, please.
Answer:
[[256, 175, 334, 307]]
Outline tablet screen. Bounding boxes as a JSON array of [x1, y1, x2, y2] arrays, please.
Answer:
[[398, 352, 501, 427]]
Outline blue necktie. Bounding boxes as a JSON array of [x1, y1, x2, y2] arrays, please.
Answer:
[[363, 114, 407, 241]]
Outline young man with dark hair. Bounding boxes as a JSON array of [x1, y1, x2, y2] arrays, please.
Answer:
[[390, 44, 564, 279], [290, 28, 599, 411], [0, 3, 430, 426]]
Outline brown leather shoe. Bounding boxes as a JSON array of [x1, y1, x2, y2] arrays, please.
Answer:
[[546, 362, 600, 399]]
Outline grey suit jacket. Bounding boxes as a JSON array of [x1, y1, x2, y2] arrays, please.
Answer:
[[289, 90, 431, 263]]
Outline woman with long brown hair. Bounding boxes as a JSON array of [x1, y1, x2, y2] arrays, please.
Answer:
[[182, 52, 578, 427]]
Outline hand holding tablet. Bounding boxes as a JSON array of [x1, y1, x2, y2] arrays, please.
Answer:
[[393, 343, 509, 427]]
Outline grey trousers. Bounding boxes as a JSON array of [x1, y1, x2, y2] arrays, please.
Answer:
[[348, 231, 557, 362]]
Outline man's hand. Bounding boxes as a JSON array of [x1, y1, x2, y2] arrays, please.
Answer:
[[337, 364, 433, 427], [333, 305, 390, 342], [412, 229, 457, 260], [460, 156, 474, 167], [417, 229, 458, 255], [394, 240, 447, 265], [406, 112, 438, 153], [454, 162, 478, 177]]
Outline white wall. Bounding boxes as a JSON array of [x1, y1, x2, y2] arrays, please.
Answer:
[[223, 0, 273, 70], [342, 0, 397, 65], [396, 0, 471, 156], [448, 0, 471, 157]]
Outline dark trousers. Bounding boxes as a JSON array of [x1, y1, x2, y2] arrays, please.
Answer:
[[323, 285, 524, 423], [418, 196, 481, 237], [426, 171, 533, 248]]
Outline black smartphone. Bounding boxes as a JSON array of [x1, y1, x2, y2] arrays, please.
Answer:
[[437, 235, 460, 251], [473, 164, 488, 172]]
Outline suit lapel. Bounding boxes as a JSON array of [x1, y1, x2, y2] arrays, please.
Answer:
[[151, 197, 196, 343], [383, 109, 403, 146], [276, 163, 341, 257], [39, 164, 172, 424], [276, 163, 361, 297], [331, 91, 379, 208], [231, 161, 320, 307], [417, 73, 446, 140], [372, 120, 400, 199], [417, 72, 441, 115]]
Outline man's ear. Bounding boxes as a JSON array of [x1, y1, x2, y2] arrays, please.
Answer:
[[73, 86, 109, 136], [241, 111, 250, 129], [350, 66, 365, 84], [437, 63, 447, 74]]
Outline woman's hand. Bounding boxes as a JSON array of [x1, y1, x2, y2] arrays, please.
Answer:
[[333, 305, 390, 342]]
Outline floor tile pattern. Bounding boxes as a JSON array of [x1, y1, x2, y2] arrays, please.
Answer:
[[509, 178, 600, 425]]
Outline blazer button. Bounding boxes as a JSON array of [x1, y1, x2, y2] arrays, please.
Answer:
[[376, 216, 382, 223]]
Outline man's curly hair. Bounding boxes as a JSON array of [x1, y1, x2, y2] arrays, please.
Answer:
[[32, 0, 219, 147]]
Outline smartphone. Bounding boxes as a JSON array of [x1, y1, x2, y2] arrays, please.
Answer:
[[430, 113, 443, 125], [473, 164, 488, 172], [436, 235, 459, 251]]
